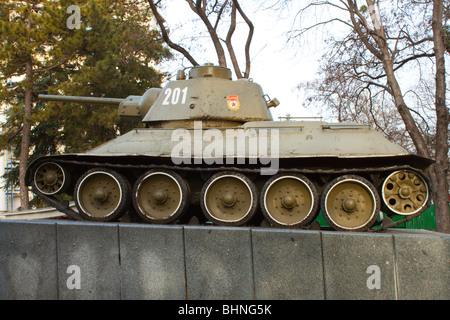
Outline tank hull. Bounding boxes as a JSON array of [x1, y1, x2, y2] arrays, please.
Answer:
[[84, 121, 411, 158], [25, 120, 433, 232]]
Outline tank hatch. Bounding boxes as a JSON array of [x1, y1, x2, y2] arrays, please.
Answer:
[[188, 64, 232, 80]]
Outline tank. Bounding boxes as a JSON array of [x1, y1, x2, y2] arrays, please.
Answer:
[[25, 64, 433, 231]]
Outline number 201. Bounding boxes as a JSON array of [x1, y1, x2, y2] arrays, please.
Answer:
[[162, 87, 188, 105]]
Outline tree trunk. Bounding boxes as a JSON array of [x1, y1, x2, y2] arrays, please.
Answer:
[[19, 60, 32, 210], [18, 14, 33, 210], [381, 56, 430, 158], [431, 0, 450, 233]]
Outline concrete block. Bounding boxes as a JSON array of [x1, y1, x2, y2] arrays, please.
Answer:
[[394, 233, 450, 300], [0, 220, 58, 299], [184, 226, 254, 299], [119, 224, 186, 299], [321, 232, 396, 300], [56, 221, 121, 300], [252, 229, 324, 299]]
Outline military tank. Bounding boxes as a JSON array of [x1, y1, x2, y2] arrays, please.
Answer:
[[25, 64, 433, 232]]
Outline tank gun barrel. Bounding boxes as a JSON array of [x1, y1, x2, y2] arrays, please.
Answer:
[[38, 94, 124, 105]]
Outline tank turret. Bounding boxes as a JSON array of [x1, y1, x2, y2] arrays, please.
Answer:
[[142, 64, 277, 128], [39, 64, 280, 127], [26, 64, 432, 232]]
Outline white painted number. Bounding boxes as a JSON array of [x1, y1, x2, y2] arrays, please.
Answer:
[[162, 88, 171, 105], [181, 87, 188, 104], [162, 87, 188, 105], [171, 87, 180, 104]]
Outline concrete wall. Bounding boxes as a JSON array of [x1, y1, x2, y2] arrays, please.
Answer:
[[0, 220, 448, 300]]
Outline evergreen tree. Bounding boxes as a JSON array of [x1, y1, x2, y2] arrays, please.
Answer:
[[0, 0, 170, 209]]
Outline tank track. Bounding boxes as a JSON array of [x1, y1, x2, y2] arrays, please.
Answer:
[[27, 157, 431, 232]]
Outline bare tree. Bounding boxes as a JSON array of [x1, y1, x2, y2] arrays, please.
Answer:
[[147, 0, 254, 78], [284, 0, 449, 232], [431, 0, 450, 233]]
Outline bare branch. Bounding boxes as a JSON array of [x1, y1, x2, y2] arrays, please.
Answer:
[[187, 0, 227, 66], [346, 1, 383, 60], [225, 2, 242, 78], [234, 0, 253, 78], [149, 0, 254, 77], [213, 1, 228, 30], [147, 0, 199, 66], [35, 56, 72, 74]]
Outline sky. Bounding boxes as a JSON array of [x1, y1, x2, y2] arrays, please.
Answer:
[[156, 1, 336, 121]]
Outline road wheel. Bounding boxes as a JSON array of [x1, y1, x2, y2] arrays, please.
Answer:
[[321, 175, 380, 231], [133, 169, 190, 224], [201, 171, 258, 226], [261, 173, 319, 227], [74, 168, 130, 221]]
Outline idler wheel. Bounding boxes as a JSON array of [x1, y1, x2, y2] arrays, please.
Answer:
[[321, 175, 380, 231], [132, 169, 190, 224], [260, 173, 319, 227], [74, 168, 130, 221], [200, 171, 258, 226], [33, 162, 67, 195], [381, 170, 429, 216]]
